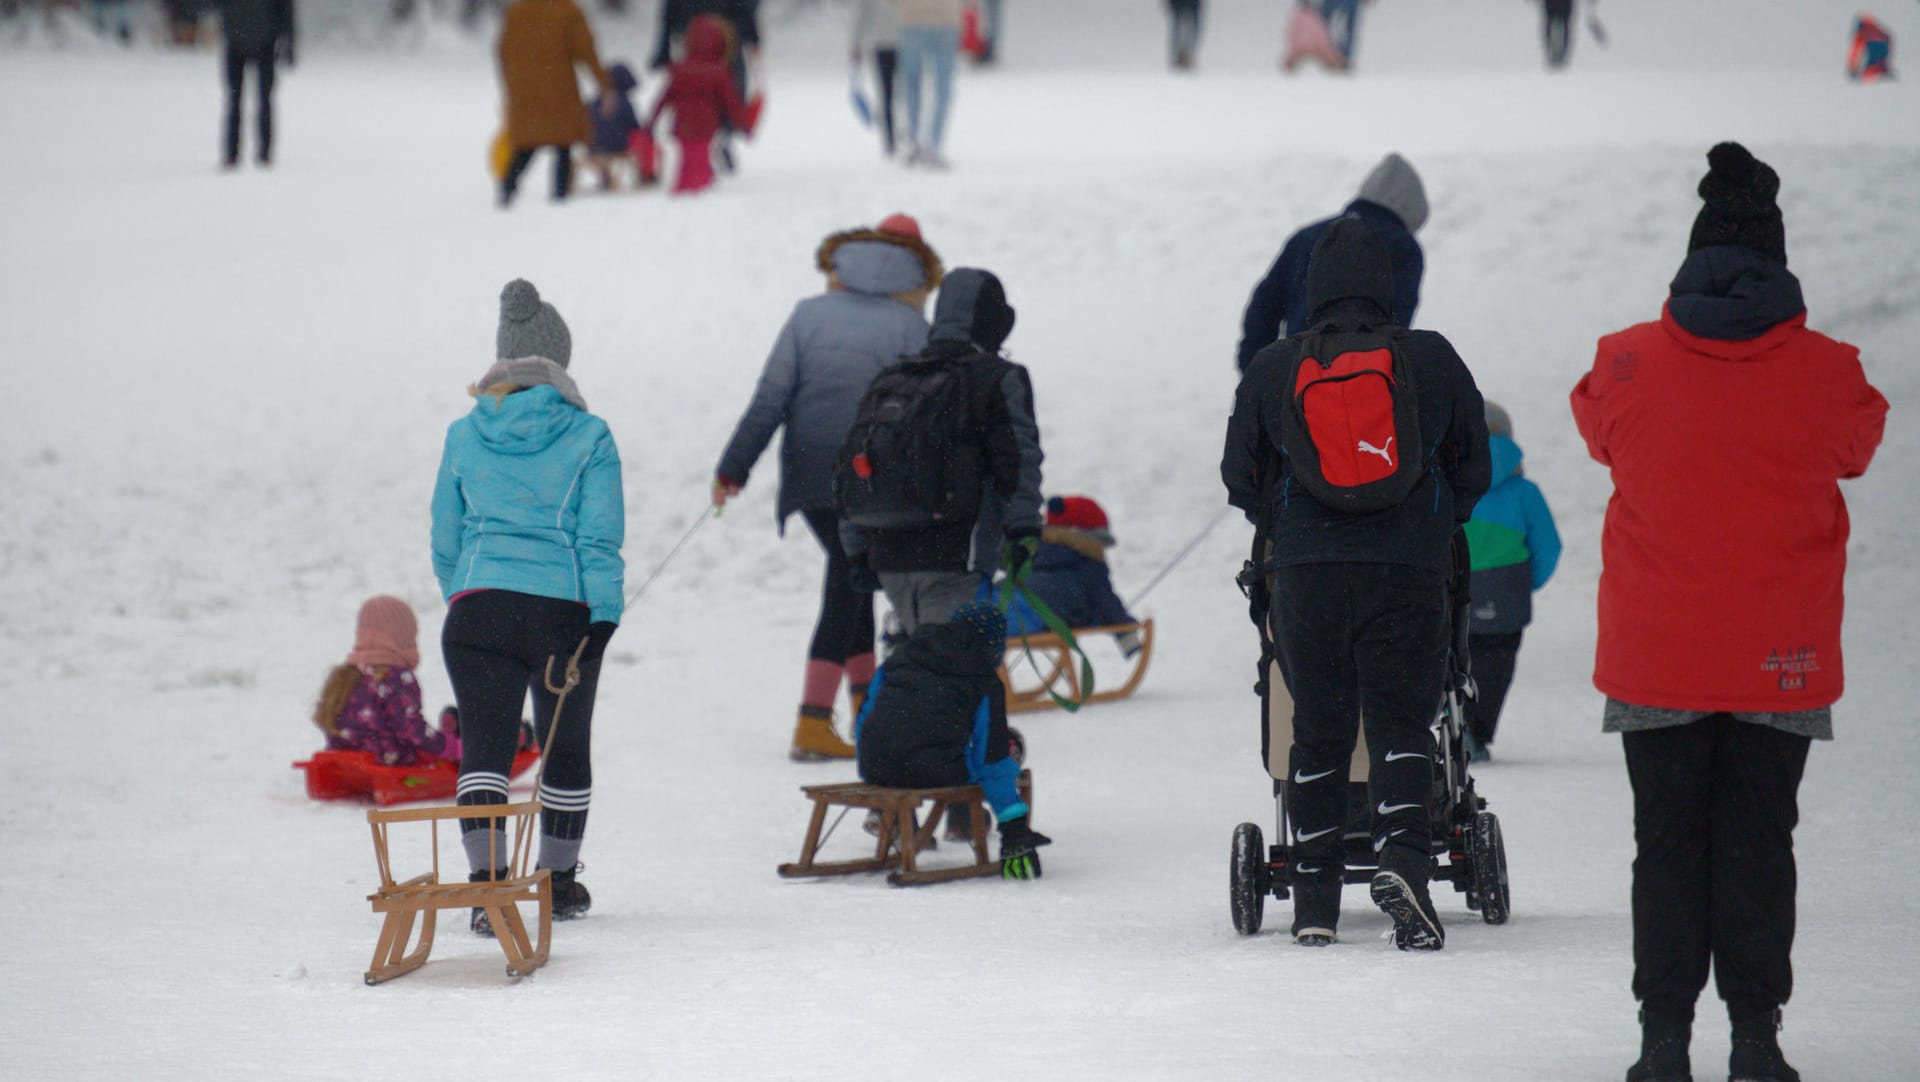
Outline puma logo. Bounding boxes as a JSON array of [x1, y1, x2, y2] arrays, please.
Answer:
[[1357, 437, 1395, 465]]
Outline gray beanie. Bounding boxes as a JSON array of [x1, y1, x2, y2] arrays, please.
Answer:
[[1485, 400, 1512, 438], [1356, 153, 1429, 235], [496, 279, 573, 368]]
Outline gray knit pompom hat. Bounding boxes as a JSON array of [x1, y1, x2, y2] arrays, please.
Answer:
[[496, 279, 573, 368]]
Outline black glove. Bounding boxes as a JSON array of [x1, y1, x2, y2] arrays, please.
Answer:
[[1001, 528, 1041, 585], [584, 620, 618, 660], [847, 555, 881, 595], [998, 814, 1052, 880]]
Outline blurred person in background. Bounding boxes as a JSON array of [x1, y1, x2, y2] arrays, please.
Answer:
[[852, 0, 903, 158], [1540, 0, 1575, 69], [217, 0, 295, 169], [1166, 0, 1202, 71], [497, 0, 612, 206], [650, 0, 761, 171], [1318, 0, 1366, 68], [896, 0, 961, 167], [91, 0, 131, 44]]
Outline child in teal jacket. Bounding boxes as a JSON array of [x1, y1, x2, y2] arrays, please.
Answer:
[[1460, 400, 1560, 760]]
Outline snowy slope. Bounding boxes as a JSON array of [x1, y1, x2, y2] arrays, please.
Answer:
[[2, 1, 1917, 1079]]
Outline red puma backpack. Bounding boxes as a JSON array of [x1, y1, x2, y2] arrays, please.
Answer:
[[1280, 334, 1425, 513]]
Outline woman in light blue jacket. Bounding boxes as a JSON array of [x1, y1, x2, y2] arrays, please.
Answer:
[[431, 279, 624, 929]]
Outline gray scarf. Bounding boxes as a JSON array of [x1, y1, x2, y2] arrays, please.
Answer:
[[475, 356, 588, 412]]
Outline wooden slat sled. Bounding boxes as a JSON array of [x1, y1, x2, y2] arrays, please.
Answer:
[[1002, 618, 1154, 714], [778, 772, 1033, 887], [362, 801, 552, 985]]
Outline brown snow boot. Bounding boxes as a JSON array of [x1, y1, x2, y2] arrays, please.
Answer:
[[789, 705, 856, 761]]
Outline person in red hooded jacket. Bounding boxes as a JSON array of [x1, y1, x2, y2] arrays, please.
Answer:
[[649, 14, 763, 195], [1572, 142, 1887, 1082]]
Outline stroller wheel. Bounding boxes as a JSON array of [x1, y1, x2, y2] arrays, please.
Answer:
[[1471, 811, 1510, 925], [1230, 822, 1267, 935]]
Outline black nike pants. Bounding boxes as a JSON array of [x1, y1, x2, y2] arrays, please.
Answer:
[[1624, 716, 1810, 1023], [1269, 562, 1449, 889], [443, 590, 604, 874]]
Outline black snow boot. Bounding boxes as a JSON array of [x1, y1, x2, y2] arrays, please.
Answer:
[[549, 864, 592, 921], [1625, 1009, 1693, 1082], [469, 867, 507, 937], [1369, 869, 1444, 951], [1290, 879, 1342, 946], [1729, 1008, 1799, 1082]]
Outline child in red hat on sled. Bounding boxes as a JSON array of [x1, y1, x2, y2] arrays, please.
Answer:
[[649, 14, 764, 195], [1007, 495, 1143, 658]]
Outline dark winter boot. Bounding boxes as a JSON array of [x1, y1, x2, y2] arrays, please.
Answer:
[[549, 864, 592, 921], [469, 867, 507, 937], [1625, 1008, 1693, 1082], [1290, 879, 1342, 946], [1729, 1008, 1799, 1082], [1369, 868, 1444, 951]]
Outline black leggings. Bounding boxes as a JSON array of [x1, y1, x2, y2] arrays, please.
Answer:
[[1464, 631, 1522, 745], [222, 46, 276, 164], [802, 508, 876, 665], [503, 145, 575, 201], [442, 591, 602, 864], [1543, 0, 1573, 67]]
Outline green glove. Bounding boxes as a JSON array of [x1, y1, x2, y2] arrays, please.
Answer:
[[1002, 529, 1041, 585]]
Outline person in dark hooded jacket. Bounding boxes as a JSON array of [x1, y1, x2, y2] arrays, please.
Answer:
[[1236, 152, 1427, 372], [856, 600, 1050, 876], [216, 0, 295, 169], [840, 267, 1046, 636], [715, 215, 942, 762], [1223, 215, 1489, 952], [585, 61, 656, 189]]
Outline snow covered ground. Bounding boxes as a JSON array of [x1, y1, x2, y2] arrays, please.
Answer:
[[2, 1, 1916, 1078]]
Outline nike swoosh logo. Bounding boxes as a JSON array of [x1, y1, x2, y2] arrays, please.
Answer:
[[1293, 768, 1337, 784], [1296, 827, 1338, 842], [1376, 802, 1423, 816], [1383, 750, 1428, 762]]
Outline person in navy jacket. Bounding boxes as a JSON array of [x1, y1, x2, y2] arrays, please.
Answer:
[[430, 279, 625, 927], [1236, 152, 1427, 373], [1459, 400, 1560, 760]]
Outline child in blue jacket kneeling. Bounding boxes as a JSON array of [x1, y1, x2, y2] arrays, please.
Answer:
[[1460, 401, 1561, 761], [856, 601, 1050, 876]]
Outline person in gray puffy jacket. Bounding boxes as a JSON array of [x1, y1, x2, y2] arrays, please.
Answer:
[[713, 214, 944, 761]]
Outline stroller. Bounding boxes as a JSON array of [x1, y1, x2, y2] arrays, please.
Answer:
[[1227, 533, 1511, 935]]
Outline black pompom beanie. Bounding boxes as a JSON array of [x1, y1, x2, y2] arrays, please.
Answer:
[[1688, 142, 1787, 266]]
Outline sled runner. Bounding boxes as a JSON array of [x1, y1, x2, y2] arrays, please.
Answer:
[[778, 773, 1033, 887], [293, 748, 540, 807], [362, 800, 551, 985], [1002, 618, 1153, 714]]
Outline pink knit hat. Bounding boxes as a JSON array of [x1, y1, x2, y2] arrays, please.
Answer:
[[346, 596, 420, 670]]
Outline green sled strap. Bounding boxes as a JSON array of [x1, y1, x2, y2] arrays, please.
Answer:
[[997, 576, 1095, 713]]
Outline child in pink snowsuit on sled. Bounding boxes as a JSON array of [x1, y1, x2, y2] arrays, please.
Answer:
[[312, 596, 460, 767], [649, 14, 764, 195], [1284, 0, 1345, 72]]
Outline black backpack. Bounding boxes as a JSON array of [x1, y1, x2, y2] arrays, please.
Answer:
[[835, 354, 985, 530], [1279, 330, 1425, 513]]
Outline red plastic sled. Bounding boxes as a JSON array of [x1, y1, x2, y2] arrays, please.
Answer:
[[294, 749, 541, 807]]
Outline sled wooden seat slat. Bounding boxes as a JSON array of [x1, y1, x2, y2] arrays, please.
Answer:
[[363, 800, 552, 985], [778, 773, 1033, 888], [1003, 618, 1154, 714]]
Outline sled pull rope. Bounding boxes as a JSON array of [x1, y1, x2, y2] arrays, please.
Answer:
[[623, 504, 718, 608], [534, 635, 591, 794], [997, 577, 1095, 713], [1125, 505, 1232, 611]]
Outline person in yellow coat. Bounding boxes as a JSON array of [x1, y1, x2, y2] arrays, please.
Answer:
[[497, 0, 612, 206]]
